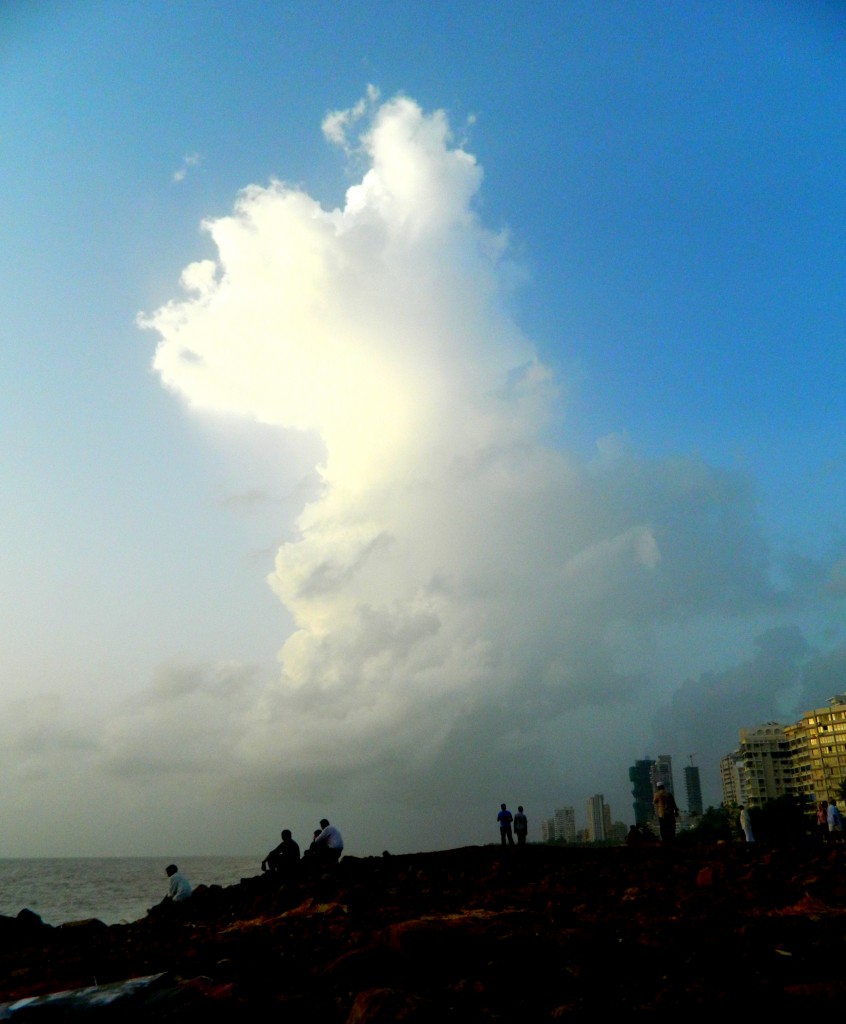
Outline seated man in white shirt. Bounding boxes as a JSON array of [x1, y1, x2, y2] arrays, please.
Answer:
[[164, 863, 193, 902], [312, 818, 344, 864]]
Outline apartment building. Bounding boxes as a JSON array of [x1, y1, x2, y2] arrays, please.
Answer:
[[555, 806, 577, 844], [785, 694, 846, 805], [720, 722, 793, 808], [586, 795, 607, 842]]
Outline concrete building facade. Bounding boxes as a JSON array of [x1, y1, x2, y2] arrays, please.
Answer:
[[586, 795, 607, 842], [720, 723, 793, 809], [555, 806, 577, 844], [651, 755, 675, 794], [629, 759, 655, 825], [785, 695, 846, 806], [684, 764, 703, 816]]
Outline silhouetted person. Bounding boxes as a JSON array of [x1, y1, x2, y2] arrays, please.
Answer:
[[739, 805, 755, 843], [497, 803, 514, 846], [312, 818, 344, 864], [513, 805, 528, 846], [828, 799, 843, 841], [817, 801, 829, 843], [652, 783, 679, 845], [164, 864, 192, 903], [262, 829, 300, 876], [626, 824, 643, 846]]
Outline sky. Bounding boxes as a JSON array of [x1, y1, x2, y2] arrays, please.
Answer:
[[1, 0, 845, 857]]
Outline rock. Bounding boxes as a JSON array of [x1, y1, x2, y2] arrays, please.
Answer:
[[0, 843, 843, 1017]]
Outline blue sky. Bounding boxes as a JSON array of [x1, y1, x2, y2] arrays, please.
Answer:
[[1, 1, 845, 856]]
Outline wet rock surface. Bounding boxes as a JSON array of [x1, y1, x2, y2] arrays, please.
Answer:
[[2, 843, 846, 1020]]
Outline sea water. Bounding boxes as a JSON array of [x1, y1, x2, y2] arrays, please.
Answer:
[[0, 856, 261, 927]]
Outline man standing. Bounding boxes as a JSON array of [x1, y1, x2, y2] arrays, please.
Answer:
[[497, 803, 515, 846], [652, 783, 679, 845], [738, 805, 755, 843], [513, 806, 528, 846], [827, 799, 843, 841]]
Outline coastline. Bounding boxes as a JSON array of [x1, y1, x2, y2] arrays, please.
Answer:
[[2, 842, 846, 1019]]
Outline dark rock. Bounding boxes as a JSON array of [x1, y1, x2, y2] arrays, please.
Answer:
[[0, 844, 844, 1018]]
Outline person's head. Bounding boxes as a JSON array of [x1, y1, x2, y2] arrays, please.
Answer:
[[656, 782, 665, 790], [738, 804, 744, 810], [281, 829, 292, 840], [831, 799, 838, 807], [319, 818, 330, 829], [501, 803, 507, 810], [165, 864, 178, 877], [313, 829, 321, 839], [518, 806, 524, 812]]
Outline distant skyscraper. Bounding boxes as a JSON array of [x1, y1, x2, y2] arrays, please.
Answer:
[[684, 763, 703, 816], [555, 806, 576, 844], [720, 750, 746, 807], [652, 755, 675, 794], [629, 759, 654, 825], [586, 795, 607, 842]]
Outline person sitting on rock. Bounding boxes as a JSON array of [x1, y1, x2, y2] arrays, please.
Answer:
[[262, 829, 301, 876], [164, 864, 192, 903], [311, 818, 344, 864]]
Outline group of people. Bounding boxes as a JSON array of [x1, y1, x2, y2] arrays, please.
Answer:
[[157, 817, 344, 907], [496, 803, 528, 846], [816, 799, 843, 842], [261, 818, 344, 877]]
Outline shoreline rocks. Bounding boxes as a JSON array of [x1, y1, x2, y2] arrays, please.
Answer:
[[1, 843, 845, 1019]]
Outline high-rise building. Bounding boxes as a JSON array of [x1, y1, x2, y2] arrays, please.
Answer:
[[684, 763, 703, 816], [586, 795, 607, 842], [785, 695, 846, 806], [720, 749, 746, 807], [720, 723, 792, 809], [651, 755, 675, 794], [629, 759, 654, 825], [555, 806, 576, 844]]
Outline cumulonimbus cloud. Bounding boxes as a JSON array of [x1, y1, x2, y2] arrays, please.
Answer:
[[133, 92, 786, 825]]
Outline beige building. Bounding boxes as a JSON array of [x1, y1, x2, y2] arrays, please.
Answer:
[[785, 694, 846, 805], [720, 723, 793, 809], [720, 749, 746, 806]]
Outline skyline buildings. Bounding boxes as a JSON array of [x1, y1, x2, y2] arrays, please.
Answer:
[[586, 795, 609, 843], [722, 694, 846, 811], [652, 755, 675, 794], [628, 760, 655, 826], [685, 763, 703, 817]]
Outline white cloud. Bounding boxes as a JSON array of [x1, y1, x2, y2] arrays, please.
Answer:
[[11, 90, 826, 854], [173, 151, 202, 184]]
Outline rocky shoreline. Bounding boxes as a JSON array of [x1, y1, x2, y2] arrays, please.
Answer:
[[2, 842, 846, 1020]]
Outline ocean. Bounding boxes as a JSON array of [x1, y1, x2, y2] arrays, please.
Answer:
[[0, 856, 261, 927]]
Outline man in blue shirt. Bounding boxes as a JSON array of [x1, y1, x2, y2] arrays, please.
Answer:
[[497, 804, 514, 846]]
